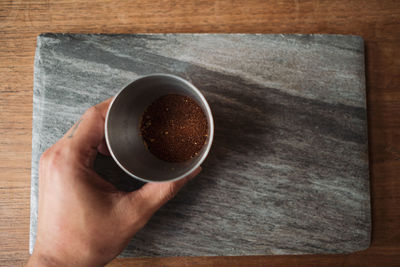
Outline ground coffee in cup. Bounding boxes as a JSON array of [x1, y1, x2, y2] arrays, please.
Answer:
[[140, 94, 208, 162]]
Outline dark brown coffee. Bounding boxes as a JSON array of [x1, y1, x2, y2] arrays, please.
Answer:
[[140, 94, 208, 162]]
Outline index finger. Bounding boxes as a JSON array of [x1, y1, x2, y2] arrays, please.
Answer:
[[64, 97, 113, 139], [62, 97, 114, 165], [93, 97, 114, 119]]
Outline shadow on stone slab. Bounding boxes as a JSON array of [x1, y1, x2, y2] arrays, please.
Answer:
[[93, 153, 145, 192]]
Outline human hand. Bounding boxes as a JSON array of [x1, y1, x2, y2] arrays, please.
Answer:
[[27, 98, 201, 267]]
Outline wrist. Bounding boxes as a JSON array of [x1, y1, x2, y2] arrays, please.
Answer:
[[27, 250, 65, 267], [27, 247, 104, 267]]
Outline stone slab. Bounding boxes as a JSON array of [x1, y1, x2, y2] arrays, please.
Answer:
[[30, 33, 370, 256]]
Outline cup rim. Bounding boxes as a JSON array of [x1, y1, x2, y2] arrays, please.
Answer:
[[105, 73, 214, 183]]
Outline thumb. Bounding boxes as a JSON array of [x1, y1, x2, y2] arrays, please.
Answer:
[[127, 167, 202, 220]]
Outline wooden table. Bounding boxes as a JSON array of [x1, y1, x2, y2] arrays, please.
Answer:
[[1, 1, 399, 266]]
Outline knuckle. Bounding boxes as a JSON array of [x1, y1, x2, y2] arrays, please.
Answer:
[[47, 149, 63, 168], [84, 105, 100, 118], [39, 150, 50, 170], [40, 149, 50, 163], [39, 145, 69, 173], [163, 183, 178, 202]]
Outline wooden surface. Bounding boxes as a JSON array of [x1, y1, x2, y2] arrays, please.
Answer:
[[0, 0, 399, 266]]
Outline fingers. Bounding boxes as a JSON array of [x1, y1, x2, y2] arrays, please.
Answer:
[[93, 97, 114, 119], [63, 97, 113, 165], [126, 167, 202, 221], [97, 137, 111, 156]]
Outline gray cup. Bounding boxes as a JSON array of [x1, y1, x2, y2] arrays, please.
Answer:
[[105, 74, 214, 183]]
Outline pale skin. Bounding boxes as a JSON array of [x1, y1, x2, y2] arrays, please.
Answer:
[[27, 98, 201, 266]]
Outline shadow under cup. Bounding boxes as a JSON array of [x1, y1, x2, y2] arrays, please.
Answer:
[[105, 74, 214, 183]]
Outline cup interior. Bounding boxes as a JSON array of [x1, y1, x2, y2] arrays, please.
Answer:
[[105, 74, 214, 182]]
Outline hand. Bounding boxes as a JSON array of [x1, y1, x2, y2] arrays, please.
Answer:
[[27, 98, 201, 267]]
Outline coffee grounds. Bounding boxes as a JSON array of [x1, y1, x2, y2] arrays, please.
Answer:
[[140, 94, 208, 162]]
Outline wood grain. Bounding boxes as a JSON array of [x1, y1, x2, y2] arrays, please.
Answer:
[[0, 0, 399, 266]]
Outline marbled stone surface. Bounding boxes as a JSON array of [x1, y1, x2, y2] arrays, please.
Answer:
[[30, 33, 370, 256]]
